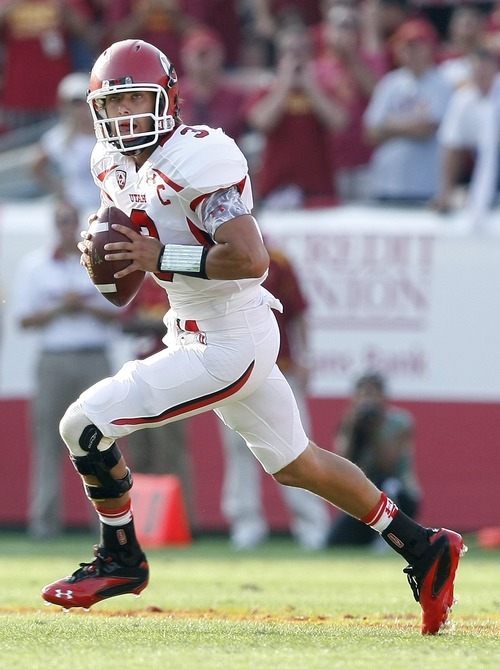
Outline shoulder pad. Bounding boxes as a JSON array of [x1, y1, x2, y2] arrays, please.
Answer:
[[168, 125, 248, 194]]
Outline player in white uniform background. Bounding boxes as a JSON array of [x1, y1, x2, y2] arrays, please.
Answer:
[[42, 39, 465, 635]]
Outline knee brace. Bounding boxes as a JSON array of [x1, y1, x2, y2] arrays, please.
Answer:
[[71, 426, 133, 501], [60, 403, 132, 501]]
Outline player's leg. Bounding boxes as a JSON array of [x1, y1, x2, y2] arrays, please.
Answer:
[[42, 314, 280, 608], [274, 443, 466, 634], [218, 368, 466, 635], [41, 403, 149, 609]]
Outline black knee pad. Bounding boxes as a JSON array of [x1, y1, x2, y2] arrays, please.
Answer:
[[71, 431, 133, 501], [79, 424, 104, 453]]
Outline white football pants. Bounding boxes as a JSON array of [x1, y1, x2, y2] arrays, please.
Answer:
[[62, 302, 309, 475]]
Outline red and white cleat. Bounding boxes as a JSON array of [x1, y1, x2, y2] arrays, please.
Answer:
[[42, 545, 149, 609], [404, 528, 467, 635]]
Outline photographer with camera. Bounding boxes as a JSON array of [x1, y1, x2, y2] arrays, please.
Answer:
[[327, 371, 421, 547]]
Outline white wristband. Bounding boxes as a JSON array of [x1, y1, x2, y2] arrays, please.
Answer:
[[157, 244, 209, 278]]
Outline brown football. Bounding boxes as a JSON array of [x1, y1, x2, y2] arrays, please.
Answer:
[[85, 206, 145, 307]]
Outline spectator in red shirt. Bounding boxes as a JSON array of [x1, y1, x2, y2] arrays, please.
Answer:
[[314, 4, 388, 202], [0, 0, 92, 130], [68, 0, 108, 71], [244, 0, 324, 68], [248, 0, 323, 46], [245, 22, 347, 210], [178, 28, 250, 144]]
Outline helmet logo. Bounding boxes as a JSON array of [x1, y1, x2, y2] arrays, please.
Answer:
[[159, 53, 177, 87], [116, 169, 127, 190]]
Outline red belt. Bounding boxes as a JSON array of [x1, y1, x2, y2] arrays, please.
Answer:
[[177, 318, 199, 332]]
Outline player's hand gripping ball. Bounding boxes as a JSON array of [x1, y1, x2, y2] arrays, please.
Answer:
[[83, 206, 145, 307]]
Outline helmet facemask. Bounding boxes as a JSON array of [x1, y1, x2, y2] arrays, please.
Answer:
[[88, 40, 180, 155], [87, 81, 175, 154]]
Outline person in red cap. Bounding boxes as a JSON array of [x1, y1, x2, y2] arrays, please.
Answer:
[[363, 17, 453, 203], [389, 17, 439, 50]]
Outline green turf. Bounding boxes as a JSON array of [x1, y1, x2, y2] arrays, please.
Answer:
[[0, 531, 498, 669]]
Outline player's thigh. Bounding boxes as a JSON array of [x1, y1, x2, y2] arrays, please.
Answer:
[[75, 319, 279, 438], [216, 365, 309, 475], [77, 344, 232, 436]]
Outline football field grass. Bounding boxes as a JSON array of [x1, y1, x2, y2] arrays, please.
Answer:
[[0, 530, 498, 669]]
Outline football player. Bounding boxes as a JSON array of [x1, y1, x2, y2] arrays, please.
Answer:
[[42, 40, 465, 635]]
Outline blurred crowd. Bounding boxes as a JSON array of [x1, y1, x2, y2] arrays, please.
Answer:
[[1, 0, 500, 223]]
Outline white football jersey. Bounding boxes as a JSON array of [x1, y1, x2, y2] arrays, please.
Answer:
[[90, 124, 266, 320]]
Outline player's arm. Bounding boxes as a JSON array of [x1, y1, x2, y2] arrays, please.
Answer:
[[195, 184, 269, 279], [105, 214, 268, 280], [104, 186, 269, 280], [365, 117, 438, 144], [204, 214, 269, 280]]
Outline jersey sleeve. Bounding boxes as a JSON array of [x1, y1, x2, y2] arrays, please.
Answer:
[[172, 126, 252, 221]]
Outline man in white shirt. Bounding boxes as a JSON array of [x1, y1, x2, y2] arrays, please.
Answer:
[[30, 73, 102, 216], [364, 18, 453, 202], [432, 48, 500, 225], [15, 202, 119, 539]]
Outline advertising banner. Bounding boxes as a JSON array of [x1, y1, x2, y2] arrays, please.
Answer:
[[261, 204, 500, 401]]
